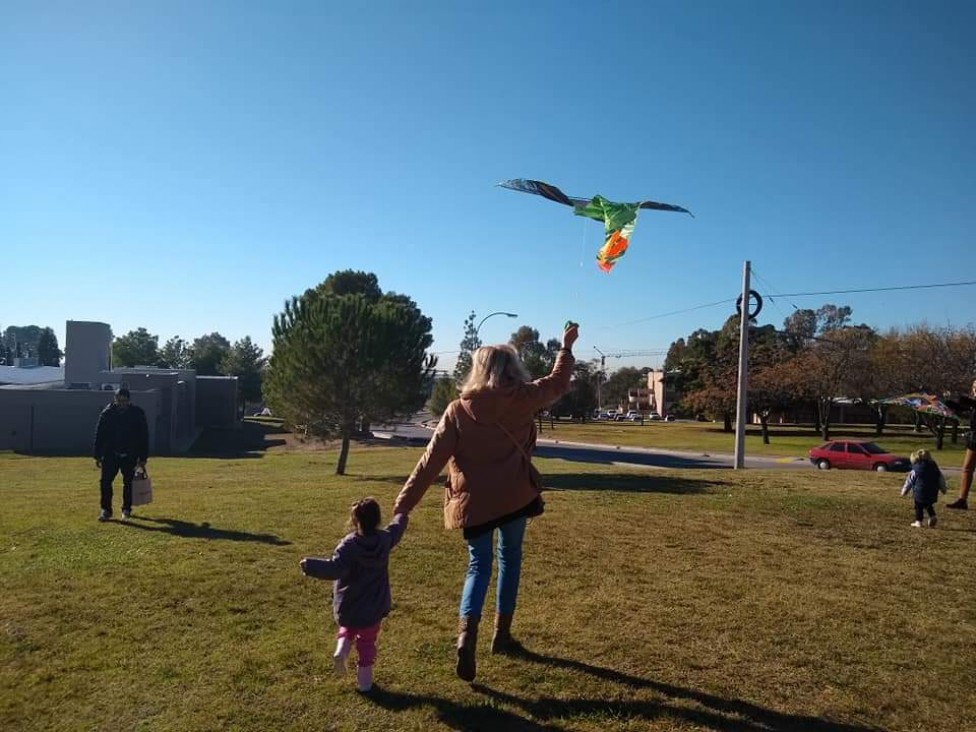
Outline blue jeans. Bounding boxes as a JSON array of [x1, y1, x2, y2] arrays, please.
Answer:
[[459, 517, 527, 618]]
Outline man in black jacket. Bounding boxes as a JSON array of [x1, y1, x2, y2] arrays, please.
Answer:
[[93, 387, 149, 521], [945, 379, 976, 511]]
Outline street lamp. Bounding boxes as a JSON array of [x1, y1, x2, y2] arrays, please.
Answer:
[[475, 311, 518, 337], [594, 346, 606, 411]]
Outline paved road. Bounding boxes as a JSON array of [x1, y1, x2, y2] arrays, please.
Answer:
[[533, 440, 812, 471], [371, 420, 815, 471]]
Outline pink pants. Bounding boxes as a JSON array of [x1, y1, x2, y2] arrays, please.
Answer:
[[337, 622, 381, 668]]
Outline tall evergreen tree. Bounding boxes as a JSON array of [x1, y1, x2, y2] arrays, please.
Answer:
[[190, 333, 231, 376], [427, 375, 458, 417], [3, 325, 43, 360], [36, 327, 62, 366], [112, 328, 160, 367], [221, 336, 267, 412], [509, 325, 548, 379], [157, 336, 193, 369], [453, 311, 481, 386], [264, 271, 436, 475]]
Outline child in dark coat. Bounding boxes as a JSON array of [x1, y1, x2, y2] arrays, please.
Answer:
[[300, 497, 408, 692], [901, 449, 948, 528]]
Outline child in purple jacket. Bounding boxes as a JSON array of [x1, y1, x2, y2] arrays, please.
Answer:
[[901, 449, 948, 528], [300, 498, 408, 692]]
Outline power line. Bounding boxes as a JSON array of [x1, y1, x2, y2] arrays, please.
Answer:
[[599, 278, 976, 333], [597, 349, 669, 358], [768, 280, 976, 298], [608, 297, 736, 328], [435, 280, 975, 360], [751, 267, 799, 318]]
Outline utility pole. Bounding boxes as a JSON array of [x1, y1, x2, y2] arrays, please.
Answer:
[[593, 346, 606, 411], [734, 261, 751, 469]]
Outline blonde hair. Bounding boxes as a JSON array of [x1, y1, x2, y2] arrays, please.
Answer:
[[461, 345, 531, 395], [910, 449, 931, 464]]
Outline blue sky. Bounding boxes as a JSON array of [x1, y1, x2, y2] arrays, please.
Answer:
[[3, 1, 974, 373]]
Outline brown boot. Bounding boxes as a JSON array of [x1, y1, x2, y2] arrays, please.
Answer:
[[490, 612, 517, 654], [456, 615, 480, 681]]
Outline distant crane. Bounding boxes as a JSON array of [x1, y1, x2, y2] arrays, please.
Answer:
[[593, 346, 668, 411], [593, 348, 668, 412]]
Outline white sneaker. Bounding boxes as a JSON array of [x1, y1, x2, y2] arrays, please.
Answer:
[[121, 509, 132, 520], [98, 510, 112, 522], [928, 516, 937, 528], [910, 520, 923, 528], [356, 665, 373, 692], [333, 637, 352, 675]]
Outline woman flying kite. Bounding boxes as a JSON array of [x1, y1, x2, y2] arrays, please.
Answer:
[[498, 179, 692, 273]]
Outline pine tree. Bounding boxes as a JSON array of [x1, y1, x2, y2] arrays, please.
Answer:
[[158, 337, 193, 369], [112, 328, 159, 367], [453, 311, 481, 386], [427, 375, 458, 416], [190, 333, 231, 376], [220, 336, 267, 413], [264, 271, 436, 475], [36, 327, 62, 366]]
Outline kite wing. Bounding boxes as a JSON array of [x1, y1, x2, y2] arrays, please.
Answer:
[[882, 393, 959, 420], [498, 178, 693, 216], [497, 178, 591, 208], [638, 199, 693, 216], [498, 178, 692, 273]]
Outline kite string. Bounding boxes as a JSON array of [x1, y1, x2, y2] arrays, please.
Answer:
[[575, 214, 587, 302]]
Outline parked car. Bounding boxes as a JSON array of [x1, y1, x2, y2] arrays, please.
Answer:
[[664, 414, 676, 422], [808, 441, 910, 472], [648, 413, 662, 421]]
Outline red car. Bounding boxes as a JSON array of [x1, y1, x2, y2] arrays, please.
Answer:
[[808, 441, 911, 472]]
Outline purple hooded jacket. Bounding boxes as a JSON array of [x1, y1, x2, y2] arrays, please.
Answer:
[[302, 514, 408, 628]]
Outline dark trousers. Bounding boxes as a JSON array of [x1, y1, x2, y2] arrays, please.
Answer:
[[914, 501, 936, 522], [100, 453, 137, 513]]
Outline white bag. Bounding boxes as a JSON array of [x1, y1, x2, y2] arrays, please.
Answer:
[[132, 471, 153, 506]]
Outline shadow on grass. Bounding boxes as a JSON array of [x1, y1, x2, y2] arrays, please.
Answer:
[[367, 686, 563, 731], [535, 444, 731, 470], [468, 647, 880, 732], [119, 516, 291, 545], [185, 419, 289, 459], [340, 472, 718, 496], [544, 472, 717, 494]]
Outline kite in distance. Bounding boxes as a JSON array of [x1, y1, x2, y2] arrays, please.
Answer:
[[498, 178, 692, 272]]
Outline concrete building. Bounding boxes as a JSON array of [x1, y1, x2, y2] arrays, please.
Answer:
[[628, 369, 670, 416], [0, 320, 238, 455]]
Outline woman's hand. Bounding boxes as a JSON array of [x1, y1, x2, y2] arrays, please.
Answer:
[[562, 321, 579, 351]]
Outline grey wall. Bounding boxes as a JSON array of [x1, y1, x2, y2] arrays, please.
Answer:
[[108, 369, 199, 452], [196, 376, 239, 428], [0, 389, 159, 454], [0, 322, 239, 454], [64, 321, 112, 388]]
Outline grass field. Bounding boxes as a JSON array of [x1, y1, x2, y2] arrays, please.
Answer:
[[2, 427, 975, 732]]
